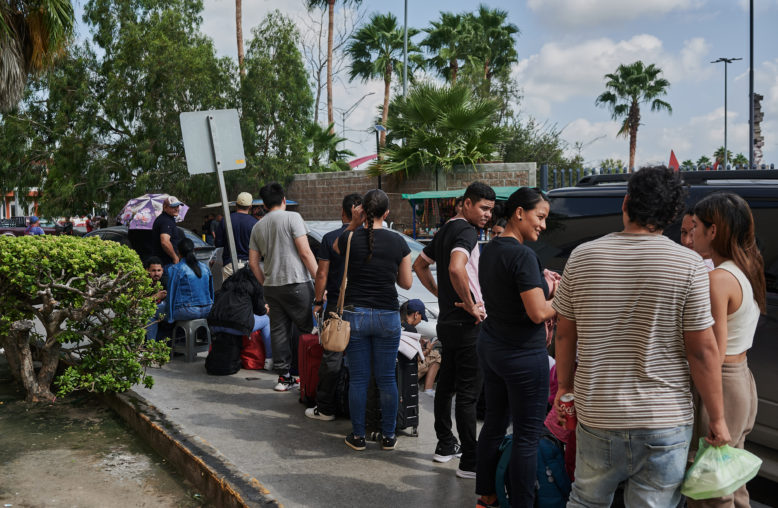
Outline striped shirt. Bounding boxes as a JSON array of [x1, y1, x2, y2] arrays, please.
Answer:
[[553, 232, 714, 429]]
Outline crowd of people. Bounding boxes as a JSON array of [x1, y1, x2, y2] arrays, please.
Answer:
[[138, 170, 763, 507]]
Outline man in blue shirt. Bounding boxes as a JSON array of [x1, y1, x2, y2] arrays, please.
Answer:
[[24, 216, 45, 235], [216, 192, 258, 280], [306, 193, 362, 420]]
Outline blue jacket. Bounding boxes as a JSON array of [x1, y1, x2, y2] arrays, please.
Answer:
[[165, 260, 214, 323]]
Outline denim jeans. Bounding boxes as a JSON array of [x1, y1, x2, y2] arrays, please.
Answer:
[[344, 307, 401, 437], [475, 327, 548, 506], [172, 304, 211, 322], [146, 301, 166, 341], [569, 423, 692, 508], [435, 322, 482, 471], [210, 314, 272, 358], [264, 282, 314, 374]]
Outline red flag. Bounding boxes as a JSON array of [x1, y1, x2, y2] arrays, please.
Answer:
[[668, 150, 680, 171], [712, 160, 719, 171]]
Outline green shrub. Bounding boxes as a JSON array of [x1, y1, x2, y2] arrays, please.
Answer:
[[0, 235, 170, 401]]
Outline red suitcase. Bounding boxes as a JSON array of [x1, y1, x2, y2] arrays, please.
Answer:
[[298, 333, 323, 407]]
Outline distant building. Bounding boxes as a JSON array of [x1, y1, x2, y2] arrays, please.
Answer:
[[2, 189, 41, 219]]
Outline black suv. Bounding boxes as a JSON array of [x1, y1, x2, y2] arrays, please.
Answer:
[[531, 170, 778, 475]]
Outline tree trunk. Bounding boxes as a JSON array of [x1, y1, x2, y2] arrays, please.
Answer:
[[236, 0, 245, 77], [327, 0, 335, 131], [450, 59, 458, 85], [6, 320, 56, 402], [628, 100, 640, 171], [381, 62, 392, 146]]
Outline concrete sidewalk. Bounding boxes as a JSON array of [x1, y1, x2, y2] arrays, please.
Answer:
[[135, 353, 478, 508]]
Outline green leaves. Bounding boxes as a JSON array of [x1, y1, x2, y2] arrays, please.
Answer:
[[371, 83, 506, 177]]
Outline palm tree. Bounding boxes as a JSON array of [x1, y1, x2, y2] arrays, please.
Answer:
[[732, 153, 748, 168], [306, 0, 363, 130], [421, 12, 471, 85], [696, 155, 712, 169], [305, 122, 354, 171], [1, 0, 74, 111], [346, 12, 423, 146], [713, 146, 734, 167], [236, 0, 245, 77], [681, 159, 696, 170], [468, 5, 519, 91], [595, 61, 672, 171], [371, 83, 506, 178]]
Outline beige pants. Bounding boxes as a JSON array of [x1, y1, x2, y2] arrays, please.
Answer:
[[688, 360, 758, 508], [222, 259, 248, 280]]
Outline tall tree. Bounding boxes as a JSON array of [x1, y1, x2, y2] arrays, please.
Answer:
[[595, 61, 672, 171], [0, 0, 74, 111], [306, 0, 363, 130], [346, 12, 422, 146], [240, 11, 313, 183], [421, 12, 471, 85], [713, 146, 734, 166], [236, 0, 244, 77], [467, 5, 519, 92], [305, 122, 354, 172]]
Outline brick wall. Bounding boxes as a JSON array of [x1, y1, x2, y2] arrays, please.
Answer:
[[285, 162, 535, 229]]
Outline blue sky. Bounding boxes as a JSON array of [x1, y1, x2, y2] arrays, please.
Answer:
[[76, 0, 778, 168]]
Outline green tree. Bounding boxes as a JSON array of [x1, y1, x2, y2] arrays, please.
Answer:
[[595, 61, 671, 171], [681, 159, 696, 170], [371, 83, 506, 178], [0, 236, 169, 402], [713, 146, 734, 166], [346, 12, 423, 146], [305, 122, 354, 171], [696, 155, 712, 168], [600, 158, 626, 171], [500, 117, 569, 167], [732, 153, 748, 168], [239, 11, 314, 184], [0, 0, 74, 111], [466, 5, 519, 93], [421, 12, 471, 85], [306, 0, 363, 129]]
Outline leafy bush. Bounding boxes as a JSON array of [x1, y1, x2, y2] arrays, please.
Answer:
[[0, 235, 170, 401]]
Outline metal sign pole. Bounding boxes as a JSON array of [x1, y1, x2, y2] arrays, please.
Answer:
[[207, 115, 240, 272]]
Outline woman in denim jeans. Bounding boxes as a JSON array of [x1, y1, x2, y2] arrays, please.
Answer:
[[165, 238, 214, 324], [333, 189, 412, 451], [475, 188, 557, 508]]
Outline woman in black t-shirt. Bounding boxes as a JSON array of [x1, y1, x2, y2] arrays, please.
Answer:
[[474, 188, 558, 508], [334, 189, 412, 451]]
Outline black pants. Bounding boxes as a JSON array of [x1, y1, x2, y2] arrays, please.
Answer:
[[264, 281, 314, 375], [434, 322, 482, 471], [315, 304, 343, 415]]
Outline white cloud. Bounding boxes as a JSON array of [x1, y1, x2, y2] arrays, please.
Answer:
[[514, 35, 712, 121], [527, 0, 705, 28]]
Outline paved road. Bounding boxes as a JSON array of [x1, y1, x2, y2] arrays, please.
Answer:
[[137, 355, 478, 508]]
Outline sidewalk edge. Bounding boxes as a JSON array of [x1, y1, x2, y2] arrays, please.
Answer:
[[101, 389, 281, 508]]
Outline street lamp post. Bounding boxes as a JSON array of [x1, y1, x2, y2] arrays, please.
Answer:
[[403, 0, 408, 97], [374, 124, 387, 189], [712, 57, 742, 170], [336, 92, 375, 144]]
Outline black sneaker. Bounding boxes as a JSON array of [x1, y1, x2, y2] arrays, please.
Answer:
[[433, 442, 462, 463], [379, 434, 397, 450], [345, 433, 366, 451]]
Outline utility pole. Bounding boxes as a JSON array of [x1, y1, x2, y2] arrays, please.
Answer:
[[711, 57, 742, 170], [403, 0, 408, 97], [749, 0, 754, 168]]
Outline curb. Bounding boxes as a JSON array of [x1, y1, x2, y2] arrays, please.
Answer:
[[101, 389, 280, 508]]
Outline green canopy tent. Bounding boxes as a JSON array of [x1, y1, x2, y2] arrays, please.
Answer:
[[402, 186, 521, 239]]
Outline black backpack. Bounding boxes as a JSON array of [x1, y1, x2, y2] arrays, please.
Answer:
[[205, 332, 242, 375]]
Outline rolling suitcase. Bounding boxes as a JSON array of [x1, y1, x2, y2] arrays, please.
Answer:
[[395, 353, 419, 436], [298, 333, 323, 406]]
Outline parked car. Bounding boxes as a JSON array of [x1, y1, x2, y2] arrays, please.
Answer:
[[529, 170, 778, 475], [0, 216, 60, 236], [83, 225, 217, 266]]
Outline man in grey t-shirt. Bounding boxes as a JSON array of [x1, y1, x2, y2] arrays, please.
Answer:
[[249, 182, 318, 392]]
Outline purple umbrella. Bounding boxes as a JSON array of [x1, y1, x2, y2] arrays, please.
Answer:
[[118, 193, 190, 230]]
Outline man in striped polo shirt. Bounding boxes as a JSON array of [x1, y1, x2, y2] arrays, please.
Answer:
[[553, 166, 730, 507]]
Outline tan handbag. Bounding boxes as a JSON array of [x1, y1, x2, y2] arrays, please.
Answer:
[[320, 231, 353, 352]]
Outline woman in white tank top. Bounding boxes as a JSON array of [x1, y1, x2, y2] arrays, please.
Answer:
[[689, 192, 766, 508]]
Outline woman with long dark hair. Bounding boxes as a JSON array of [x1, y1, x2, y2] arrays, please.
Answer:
[[165, 238, 214, 323], [475, 187, 557, 508], [333, 189, 413, 451], [689, 192, 765, 507]]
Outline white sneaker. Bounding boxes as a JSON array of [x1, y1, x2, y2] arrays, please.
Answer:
[[273, 375, 299, 392], [264, 358, 273, 371], [305, 406, 335, 421], [456, 468, 476, 479]]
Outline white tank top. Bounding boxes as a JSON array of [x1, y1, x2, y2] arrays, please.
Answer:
[[717, 260, 760, 355]]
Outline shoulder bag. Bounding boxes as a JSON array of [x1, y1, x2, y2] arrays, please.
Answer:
[[320, 231, 353, 352]]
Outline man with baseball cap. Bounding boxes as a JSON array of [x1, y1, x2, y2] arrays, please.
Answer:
[[216, 192, 258, 280], [151, 196, 183, 267], [24, 216, 45, 236]]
